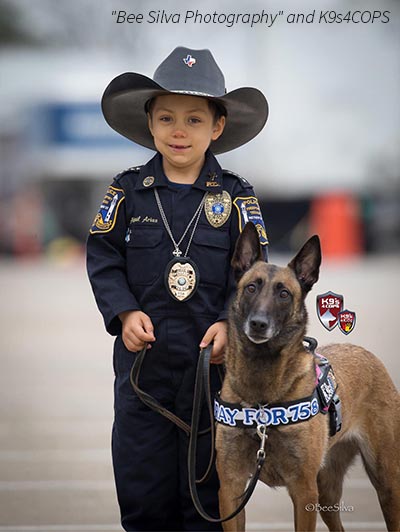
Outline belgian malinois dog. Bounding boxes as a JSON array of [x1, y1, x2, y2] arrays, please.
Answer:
[[215, 222, 400, 532]]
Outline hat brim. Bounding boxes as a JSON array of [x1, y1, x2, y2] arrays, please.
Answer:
[[101, 73, 268, 154]]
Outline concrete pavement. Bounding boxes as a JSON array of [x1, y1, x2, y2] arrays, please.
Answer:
[[0, 254, 398, 531]]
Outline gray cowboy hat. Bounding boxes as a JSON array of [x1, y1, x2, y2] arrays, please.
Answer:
[[101, 46, 269, 154]]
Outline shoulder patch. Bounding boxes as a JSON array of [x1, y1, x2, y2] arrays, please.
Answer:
[[233, 196, 269, 246], [114, 165, 142, 183], [90, 186, 125, 234], [222, 169, 252, 189]]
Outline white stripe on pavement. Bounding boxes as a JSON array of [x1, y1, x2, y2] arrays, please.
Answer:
[[0, 449, 110, 462], [0, 479, 373, 492], [0, 527, 121, 532], [247, 522, 386, 531], [0, 480, 114, 491], [0, 477, 375, 490], [0, 522, 386, 532]]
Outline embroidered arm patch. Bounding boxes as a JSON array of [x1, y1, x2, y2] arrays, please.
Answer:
[[233, 196, 268, 246], [90, 186, 125, 234]]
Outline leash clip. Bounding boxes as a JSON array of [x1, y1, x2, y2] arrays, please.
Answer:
[[256, 423, 268, 460]]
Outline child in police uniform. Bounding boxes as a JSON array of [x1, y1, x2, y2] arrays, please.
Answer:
[[87, 46, 269, 531]]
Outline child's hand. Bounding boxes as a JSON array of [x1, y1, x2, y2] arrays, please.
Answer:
[[199, 321, 227, 364], [119, 310, 156, 352]]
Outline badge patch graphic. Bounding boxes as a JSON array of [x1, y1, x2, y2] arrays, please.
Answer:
[[205, 191, 232, 228], [90, 186, 125, 234], [338, 309, 356, 335], [142, 176, 155, 187], [233, 196, 268, 245], [316, 291, 344, 331]]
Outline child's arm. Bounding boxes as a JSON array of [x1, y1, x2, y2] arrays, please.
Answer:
[[87, 181, 141, 336]]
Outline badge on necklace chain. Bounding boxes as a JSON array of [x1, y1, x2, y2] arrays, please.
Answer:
[[165, 257, 199, 302], [205, 191, 232, 228]]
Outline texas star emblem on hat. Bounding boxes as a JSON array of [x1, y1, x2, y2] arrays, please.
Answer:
[[101, 46, 269, 154], [183, 54, 196, 67]]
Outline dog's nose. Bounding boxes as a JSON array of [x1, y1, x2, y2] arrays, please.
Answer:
[[249, 317, 268, 334]]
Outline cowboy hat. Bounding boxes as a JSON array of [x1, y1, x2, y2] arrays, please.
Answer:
[[101, 46, 269, 154]]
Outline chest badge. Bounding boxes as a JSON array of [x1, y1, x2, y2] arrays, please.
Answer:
[[165, 258, 199, 302], [205, 191, 232, 228]]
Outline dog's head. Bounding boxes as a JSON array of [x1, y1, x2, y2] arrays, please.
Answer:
[[231, 222, 321, 346]]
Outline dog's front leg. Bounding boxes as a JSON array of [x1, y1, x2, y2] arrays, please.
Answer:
[[288, 478, 319, 532], [216, 428, 250, 531], [218, 476, 247, 532]]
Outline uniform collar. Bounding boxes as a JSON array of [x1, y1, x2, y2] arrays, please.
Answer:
[[192, 150, 223, 191], [135, 153, 168, 191], [135, 150, 223, 191]]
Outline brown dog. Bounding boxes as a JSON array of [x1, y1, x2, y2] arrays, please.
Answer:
[[215, 222, 400, 532]]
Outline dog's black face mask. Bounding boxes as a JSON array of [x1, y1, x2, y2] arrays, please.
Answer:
[[231, 223, 321, 348]]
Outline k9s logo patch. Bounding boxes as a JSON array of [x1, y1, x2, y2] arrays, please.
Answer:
[[90, 186, 125, 234], [338, 309, 356, 335], [316, 291, 344, 331]]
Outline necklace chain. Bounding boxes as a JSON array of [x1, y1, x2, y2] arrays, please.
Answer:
[[154, 188, 207, 257]]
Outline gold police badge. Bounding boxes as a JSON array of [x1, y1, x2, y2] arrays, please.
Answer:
[[165, 258, 199, 302], [204, 191, 232, 228]]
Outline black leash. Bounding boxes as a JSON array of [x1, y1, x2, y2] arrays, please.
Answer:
[[130, 345, 265, 523], [188, 345, 266, 523], [130, 347, 192, 435], [129, 346, 215, 484]]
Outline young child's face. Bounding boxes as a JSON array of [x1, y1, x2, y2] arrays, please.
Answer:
[[148, 94, 225, 176]]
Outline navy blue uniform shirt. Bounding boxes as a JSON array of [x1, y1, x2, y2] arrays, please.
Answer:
[[87, 150, 268, 335]]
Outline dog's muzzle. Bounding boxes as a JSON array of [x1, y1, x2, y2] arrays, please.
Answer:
[[244, 314, 275, 344]]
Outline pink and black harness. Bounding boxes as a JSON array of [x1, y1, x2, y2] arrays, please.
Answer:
[[214, 339, 342, 437]]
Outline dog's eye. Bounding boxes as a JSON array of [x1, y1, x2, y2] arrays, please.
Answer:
[[246, 283, 257, 294], [280, 289, 290, 299]]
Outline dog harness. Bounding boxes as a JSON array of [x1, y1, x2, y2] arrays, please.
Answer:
[[214, 351, 342, 437]]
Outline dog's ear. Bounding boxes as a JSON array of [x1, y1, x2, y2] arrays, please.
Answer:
[[231, 222, 264, 281], [288, 235, 321, 293]]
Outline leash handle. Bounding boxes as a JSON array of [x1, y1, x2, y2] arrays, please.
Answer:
[[130, 345, 264, 522], [129, 345, 216, 480], [188, 345, 265, 523], [130, 347, 192, 435]]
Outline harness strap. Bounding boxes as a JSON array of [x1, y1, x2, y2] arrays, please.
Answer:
[[215, 354, 342, 437]]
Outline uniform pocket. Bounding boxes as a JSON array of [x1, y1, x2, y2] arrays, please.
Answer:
[[191, 227, 231, 286], [126, 227, 164, 285]]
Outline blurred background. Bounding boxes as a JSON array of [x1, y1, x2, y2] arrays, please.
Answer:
[[0, 0, 399, 530], [0, 0, 399, 257]]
